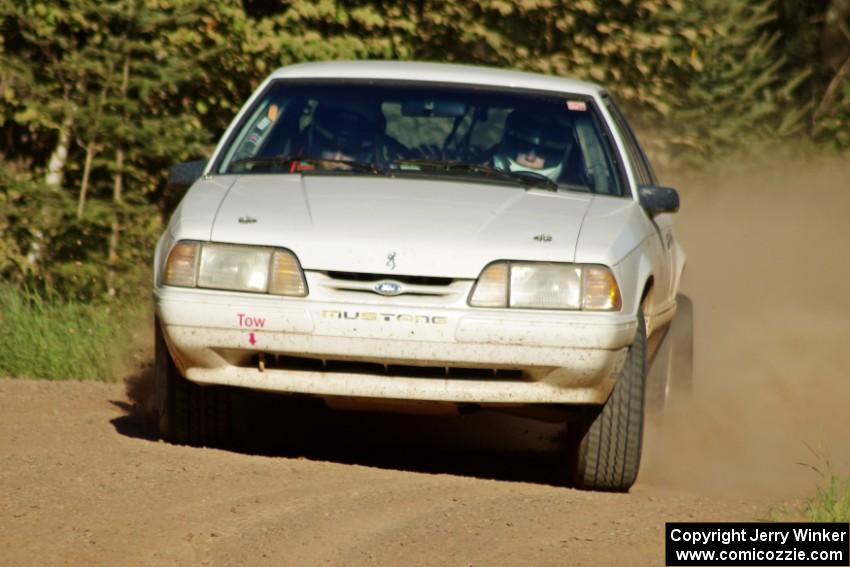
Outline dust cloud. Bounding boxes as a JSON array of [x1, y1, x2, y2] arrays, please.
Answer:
[[640, 152, 850, 500]]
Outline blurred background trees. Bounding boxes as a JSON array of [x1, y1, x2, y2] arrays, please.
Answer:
[[1, 0, 848, 301]]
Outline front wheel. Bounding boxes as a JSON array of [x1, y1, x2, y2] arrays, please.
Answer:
[[568, 312, 647, 492], [155, 320, 232, 447]]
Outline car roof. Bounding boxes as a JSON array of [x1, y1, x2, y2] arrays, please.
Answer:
[[269, 60, 605, 97]]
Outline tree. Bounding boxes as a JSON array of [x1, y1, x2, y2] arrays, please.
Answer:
[[0, 0, 249, 298]]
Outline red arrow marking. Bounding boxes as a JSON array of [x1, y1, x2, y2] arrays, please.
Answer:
[[249, 332, 256, 346]]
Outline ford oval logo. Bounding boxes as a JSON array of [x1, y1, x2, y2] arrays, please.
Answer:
[[374, 281, 403, 296]]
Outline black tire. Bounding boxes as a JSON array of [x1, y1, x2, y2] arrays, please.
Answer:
[[569, 311, 646, 492], [671, 294, 694, 395], [155, 319, 232, 447]]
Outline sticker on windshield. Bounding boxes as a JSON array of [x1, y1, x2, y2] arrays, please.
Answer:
[[566, 100, 587, 111]]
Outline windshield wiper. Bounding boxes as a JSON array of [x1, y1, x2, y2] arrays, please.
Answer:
[[229, 155, 301, 171], [306, 158, 384, 175], [392, 158, 558, 191], [228, 156, 383, 175]]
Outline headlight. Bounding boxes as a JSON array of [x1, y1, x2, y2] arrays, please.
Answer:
[[198, 243, 272, 292], [468, 261, 621, 311], [510, 263, 582, 309], [163, 241, 308, 297]]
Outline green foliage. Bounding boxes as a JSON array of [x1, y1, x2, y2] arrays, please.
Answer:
[[665, 0, 811, 156], [0, 166, 69, 286], [799, 450, 850, 522], [776, 0, 850, 148], [0, 163, 160, 301], [805, 474, 850, 522], [0, 0, 238, 301], [0, 283, 149, 381]]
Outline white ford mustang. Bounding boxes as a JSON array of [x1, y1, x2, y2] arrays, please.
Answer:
[[154, 61, 690, 491]]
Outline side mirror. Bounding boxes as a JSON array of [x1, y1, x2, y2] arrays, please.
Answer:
[[168, 159, 208, 190], [638, 184, 679, 215]]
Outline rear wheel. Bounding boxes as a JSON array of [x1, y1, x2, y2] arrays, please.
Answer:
[[646, 294, 695, 413], [155, 320, 232, 446], [671, 294, 694, 395], [646, 325, 673, 413], [569, 312, 646, 492]]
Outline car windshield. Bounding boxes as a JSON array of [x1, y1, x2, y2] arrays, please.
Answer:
[[216, 80, 626, 196]]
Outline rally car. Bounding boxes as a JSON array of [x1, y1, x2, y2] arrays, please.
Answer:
[[154, 61, 690, 492]]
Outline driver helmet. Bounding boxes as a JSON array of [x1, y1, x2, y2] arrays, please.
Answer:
[[308, 100, 383, 163], [495, 110, 573, 181]]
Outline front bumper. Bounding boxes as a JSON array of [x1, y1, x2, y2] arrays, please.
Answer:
[[155, 286, 637, 405]]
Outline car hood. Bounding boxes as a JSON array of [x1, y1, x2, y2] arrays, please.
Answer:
[[209, 174, 594, 278]]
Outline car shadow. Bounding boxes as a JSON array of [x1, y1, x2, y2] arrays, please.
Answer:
[[110, 367, 568, 487]]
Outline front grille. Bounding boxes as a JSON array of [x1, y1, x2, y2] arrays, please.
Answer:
[[326, 271, 453, 287], [248, 353, 525, 381]]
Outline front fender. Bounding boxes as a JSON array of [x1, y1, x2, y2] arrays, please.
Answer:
[[611, 240, 670, 340]]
